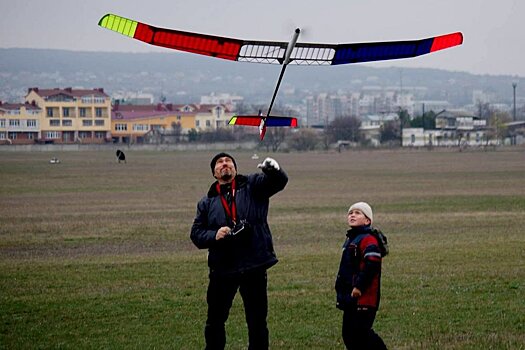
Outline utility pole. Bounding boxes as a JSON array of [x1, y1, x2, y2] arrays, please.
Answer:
[[512, 82, 517, 121]]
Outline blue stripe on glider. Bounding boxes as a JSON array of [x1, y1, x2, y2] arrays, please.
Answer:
[[416, 38, 434, 56], [332, 39, 434, 65], [265, 117, 296, 127]]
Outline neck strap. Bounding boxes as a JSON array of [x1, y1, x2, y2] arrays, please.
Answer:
[[216, 179, 236, 224]]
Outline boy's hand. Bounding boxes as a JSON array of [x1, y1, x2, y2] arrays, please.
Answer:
[[351, 287, 362, 298], [257, 157, 280, 171]]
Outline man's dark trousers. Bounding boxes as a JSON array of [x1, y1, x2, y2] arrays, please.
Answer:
[[205, 268, 269, 350]]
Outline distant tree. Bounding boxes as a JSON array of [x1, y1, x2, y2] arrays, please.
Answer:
[[325, 116, 361, 144], [288, 128, 320, 151], [397, 108, 411, 128], [475, 100, 492, 120], [170, 122, 182, 142], [410, 111, 436, 129], [187, 128, 199, 142], [380, 120, 401, 145], [261, 128, 287, 152], [487, 111, 512, 145]]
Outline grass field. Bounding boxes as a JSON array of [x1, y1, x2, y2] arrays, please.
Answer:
[[1, 148, 524, 349]]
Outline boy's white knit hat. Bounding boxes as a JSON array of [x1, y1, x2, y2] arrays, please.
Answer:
[[348, 202, 373, 224]]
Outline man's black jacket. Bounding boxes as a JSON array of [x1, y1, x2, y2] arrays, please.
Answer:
[[190, 168, 288, 275]]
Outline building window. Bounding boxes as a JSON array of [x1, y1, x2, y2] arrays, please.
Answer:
[[133, 124, 148, 131], [95, 131, 106, 139], [0, 132, 5, 139], [28, 133, 34, 140], [50, 119, 60, 127], [83, 120, 93, 126], [27, 119, 37, 127], [9, 119, 20, 127], [95, 108, 103, 117], [8, 132, 17, 139], [46, 108, 53, 117], [45, 131, 60, 139], [195, 120, 200, 127], [79, 131, 91, 138], [63, 107, 70, 117], [62, 120, 72, 126], [115, 124, 127, 131], [0, 119, 5, 128], [411, 134, 416, 144], [206, 120, 211, 127], [95, 120, 105, 126], [79, 108, 87, 117], [81, 97, 93, 104]]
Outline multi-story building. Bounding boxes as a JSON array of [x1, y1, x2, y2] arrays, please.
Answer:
[[25, 87, 112, 144], [402, 111, 489, 147], [0, 102, 41, 144], [110, 103, 233, 143]]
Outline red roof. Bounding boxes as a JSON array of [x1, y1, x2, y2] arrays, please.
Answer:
[[0, 101, 41, 111], [27, 87, 108, 98], [112, 110, 177, 121]]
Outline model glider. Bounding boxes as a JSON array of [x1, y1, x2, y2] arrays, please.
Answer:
[[98, 13, 463, 139]]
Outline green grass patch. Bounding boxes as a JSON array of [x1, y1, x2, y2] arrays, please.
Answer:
[[1, 149, 524, 349]]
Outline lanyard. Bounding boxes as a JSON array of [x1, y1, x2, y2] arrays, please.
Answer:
[[216, 179, 236, 224]]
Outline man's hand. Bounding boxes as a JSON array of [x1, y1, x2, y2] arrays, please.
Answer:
[[351, 287, 362, 298], [257, 157, 280, 171], [216, 226, 231, 240]]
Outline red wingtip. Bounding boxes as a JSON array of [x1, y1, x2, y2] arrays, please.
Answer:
[[430, 32, 463, 52]]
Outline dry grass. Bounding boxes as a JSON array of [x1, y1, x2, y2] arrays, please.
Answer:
[[1, 148, 524, 349]]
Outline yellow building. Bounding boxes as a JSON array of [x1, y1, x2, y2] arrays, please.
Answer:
[[25, 87, 111, 143], [0, 102, 42, 145], [194, 104, 235, 130], [111, 103, 234, 143]]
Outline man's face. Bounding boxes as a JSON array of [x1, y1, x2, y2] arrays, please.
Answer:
[[347, 209, 371, 227], [214, 156, 237, 183]]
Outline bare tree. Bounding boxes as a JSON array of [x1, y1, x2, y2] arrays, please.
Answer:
[[288, 128, 320, 151], [325, 116, 361, 144], [261, 128, 287, 152], [487, 111, 512, 145]]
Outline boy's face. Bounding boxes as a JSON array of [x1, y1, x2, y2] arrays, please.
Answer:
[[347, 209, 371, 227]]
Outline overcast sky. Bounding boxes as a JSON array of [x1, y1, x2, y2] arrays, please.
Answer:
[[1, 0, 524, 77]]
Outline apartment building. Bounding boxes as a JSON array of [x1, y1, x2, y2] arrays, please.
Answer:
[[110, 103, 233, 143], [25, 87, 111, 144], [111, 103, 196, 143], [0, 102, 41, 144]]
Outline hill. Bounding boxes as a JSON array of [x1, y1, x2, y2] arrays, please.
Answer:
[[0, 48, 521, 106]]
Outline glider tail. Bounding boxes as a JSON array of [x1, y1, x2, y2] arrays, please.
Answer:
[[228, 115, 298, 140]]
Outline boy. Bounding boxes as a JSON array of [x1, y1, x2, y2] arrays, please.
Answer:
[[335, 202, 387, 349]]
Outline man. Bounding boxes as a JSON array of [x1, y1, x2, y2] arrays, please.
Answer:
[[190, 152, 288, 350]]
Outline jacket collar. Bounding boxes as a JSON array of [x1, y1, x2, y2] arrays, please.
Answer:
[[207, 175, 248, 198], [346, 225, 372, 238]]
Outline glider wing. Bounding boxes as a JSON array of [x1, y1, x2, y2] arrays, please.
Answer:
[[99, 14, 463, 65]]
